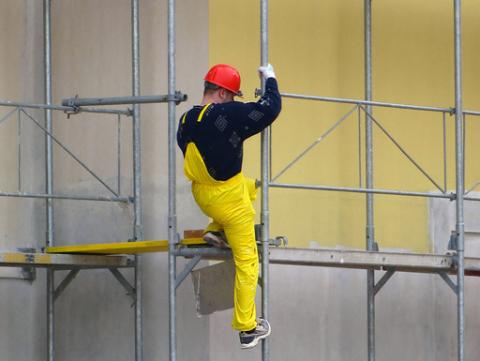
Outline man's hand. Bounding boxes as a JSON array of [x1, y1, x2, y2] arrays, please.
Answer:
[[258, 64, 276, 80]]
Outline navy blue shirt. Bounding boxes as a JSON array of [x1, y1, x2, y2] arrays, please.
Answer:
[[177, 78, 281, 181]]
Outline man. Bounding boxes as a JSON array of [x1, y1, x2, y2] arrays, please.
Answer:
[[177, 63, 281, 349]]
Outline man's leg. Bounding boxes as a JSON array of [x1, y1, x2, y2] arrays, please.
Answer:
[[204, 220, 222, 233], [192, 177, 269, 347], [223, 218, 258, 332], [225, 217, 271, 349]]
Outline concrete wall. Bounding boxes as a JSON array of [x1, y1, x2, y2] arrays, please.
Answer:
[[0, 2, 47, 361]]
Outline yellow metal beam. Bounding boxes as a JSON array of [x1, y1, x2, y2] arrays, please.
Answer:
[[46, 238, 207, 255]]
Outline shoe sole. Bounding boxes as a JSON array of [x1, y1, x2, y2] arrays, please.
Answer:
[[203, 235, 230, 249], [240, 327, 271, 349]]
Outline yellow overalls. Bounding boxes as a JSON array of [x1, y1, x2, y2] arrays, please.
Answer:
[[182, 105, 259, 332]]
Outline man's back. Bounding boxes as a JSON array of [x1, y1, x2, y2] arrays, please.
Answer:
[[177, 77, 281, 181]]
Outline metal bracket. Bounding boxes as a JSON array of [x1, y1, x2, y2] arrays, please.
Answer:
[[254, 224, 288, 247], [270, 236, 288, 247], [254, 224, 262, 243], [448, 230, 458, 250], [437, 271, 458, 294], [175, 255, 202, 289], [54, 269, 80, 301], [109, 268, 136, 305], [16, 248, 36, 282], [373, 269, 396, 296]]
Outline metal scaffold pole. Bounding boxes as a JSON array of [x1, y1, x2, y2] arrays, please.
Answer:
[[131, 1, 144, 360], [44, 1, 55, 360], [168, 0, 178, 360], [453, 1, 465, 360], [260, 0, 270, 360], [364, 1, 375, 361]]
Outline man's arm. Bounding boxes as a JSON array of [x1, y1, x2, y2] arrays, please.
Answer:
[[227, 74, 282, 140]]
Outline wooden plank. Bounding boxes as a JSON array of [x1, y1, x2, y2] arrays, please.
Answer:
[[184, 230, 204, 238]]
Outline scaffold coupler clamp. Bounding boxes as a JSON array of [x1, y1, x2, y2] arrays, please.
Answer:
[[271, 236, 288, 247], [254, 224, 288, 247], [170, 91, 188, 105], [64, 95, 81, 118]]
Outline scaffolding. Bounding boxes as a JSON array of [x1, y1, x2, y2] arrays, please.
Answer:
[[0, 1, 478, 361]]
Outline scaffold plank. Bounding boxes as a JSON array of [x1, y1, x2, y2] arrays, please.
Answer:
[[47, 240, 169, 254], [46, 240, 480, 276], [0, 252, 133, 268], [267, 248, 480, 274], [46, 238, 206, 255]]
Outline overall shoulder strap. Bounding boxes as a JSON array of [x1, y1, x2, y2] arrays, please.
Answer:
[[196, 103, 211, 123]]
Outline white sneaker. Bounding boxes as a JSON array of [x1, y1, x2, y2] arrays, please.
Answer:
[[239, 318, 271, 349]]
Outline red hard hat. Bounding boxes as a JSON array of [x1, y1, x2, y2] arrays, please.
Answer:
[[204, 64, 243, 96]]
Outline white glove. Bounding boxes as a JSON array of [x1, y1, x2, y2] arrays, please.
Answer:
[[258, 63, 276, 80]]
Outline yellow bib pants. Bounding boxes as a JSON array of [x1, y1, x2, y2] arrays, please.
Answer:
[[184, 142, 258, 332]]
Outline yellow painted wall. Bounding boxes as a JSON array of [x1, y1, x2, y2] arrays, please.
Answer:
[[209, 0, 480, 252]]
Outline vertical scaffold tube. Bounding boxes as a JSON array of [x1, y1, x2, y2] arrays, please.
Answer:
[[260, 0, 270, 360], [167, 0, 178, 360], [131, 1, 144, 360], [364, 1, 375, 361], [44, 1, 54, 360], [453, 1, 465, 361]]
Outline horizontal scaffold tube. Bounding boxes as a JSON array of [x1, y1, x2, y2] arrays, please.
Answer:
[[269, 182, 480, 202], [62, 92, 188, 107], [281, 92, 480, 116], [0, 99, 131, 116], [0, 191, 131, 203], [174, 247, 232, 258]]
